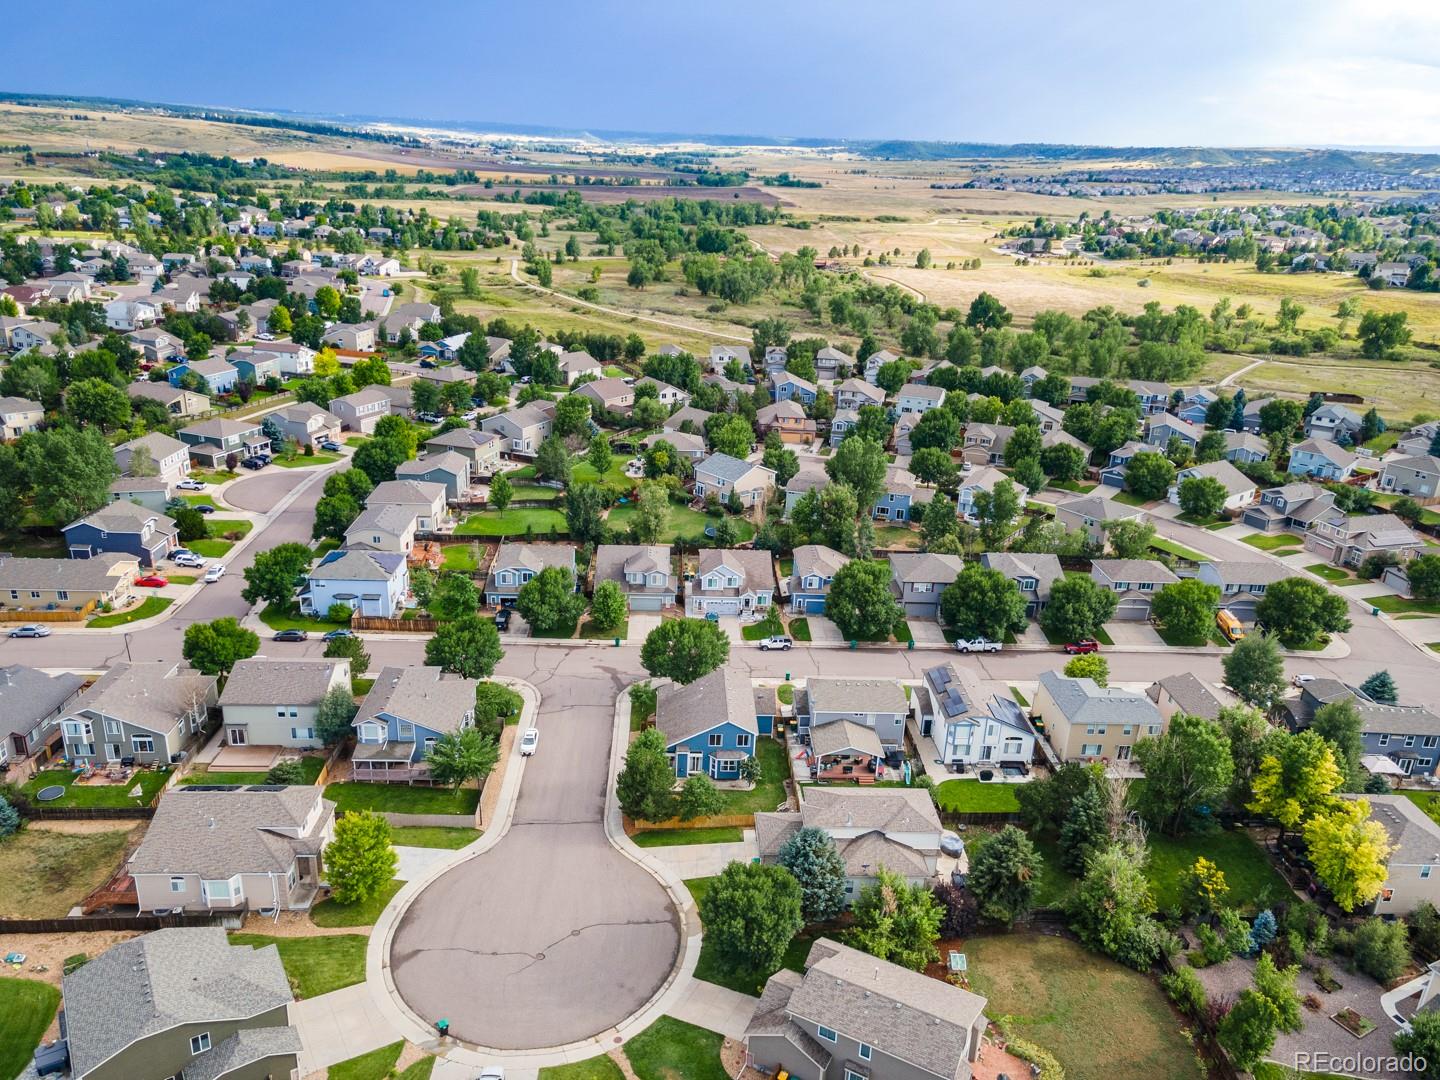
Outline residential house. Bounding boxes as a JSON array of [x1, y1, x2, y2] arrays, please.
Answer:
[[756, 399, 817, 444], [1396, 421, 1440, 458], [0, 552, 139, 614], [572, 377, 635, 416], [1374, 262, 1414, 287], [1241, 482, 1338, 533], [1099, 440, 1151, 487], [480, 401, 556, 458], [1381, 455, 1440, 500], [642, 429, 707, 461], [261, 341, 316, 377], [414, 365, 476, 391], [113, 432, 190, 482], [168, 357, 238, 395], [557, 350, 603, 384], [1090, 558, 1180, 620], [709, 344, 752, 375], [798, 677, 910, 753], [55, 929, 300, 1080], [1306, 512, 1422, 569], [769, 371, 819, 406], [755, 788, 944, 897], [302, 548, 410, 617], [833, 378, 885, 412], [827, 408, 858, 447], [351, 665, 479, 783], [814, 345, 853, 380], [329, 386, 392, 435], [872, 465, 933, 523], [128, 380, 209, 418], [636, 378, 689, 409], [1145, 413, 1204, 451], [7, 320, 61, 352], [323, 323, 378, 352], [1029, 398, 1065, 432], [686, 548, 775, 618], [663, 405, 713, 435], [946, 465, 1005, 524], [177, 418, 270, 468], [343, 502, 421, 553], [1177, 387, 1219, 425], [1195, 559, 1294, 622], [126, 328, 185, 363], [693, 453, 776, 510], [103, 297, 159, 331], [961, 423, 1014, 466], [783, 461, 830, 519], [1355, 796, 1440, 916], [763, 346, 789, 374], [0, 395, 44, 440], [888, 553, 964, 619], [366, 479, 450, 532], [59, 662, 217, 767], [1031, 670, 1166, 762], [1147, 672, 1227, 722], [132, 787, 334, 913], [424, 427, 503, 475], [919, 662, 1038, 769], [377, 383, 413, 418], [382, 301, 441, 340], [419, 332, 471, 362], [229, 350, 280, 386], [978, 551, 1062, 615], [892, 413, 920, 456], [0, 664, 84, 769], [789, 544, 849, 615], [1288, 438, 1358, 481], [396, 450, 472, 500], [63, 501, 178, 568], [484, 542, 576, 607], [656, 666, 759, 780], [592, 544, 676, 611], [1307, 402, 1364, 443], [218, 659, 351, 749], [1168, 459, 1256, 511], [1054, 493, 1146, 546], [269, 402, 342, 449], [108, 476, 173, 513], [864, 348, 899, 383], [806, 719, 884, 783], [1131, 378, 1175, 414], [1224, 430, 1271, 464], [896, 383, 946, 414]]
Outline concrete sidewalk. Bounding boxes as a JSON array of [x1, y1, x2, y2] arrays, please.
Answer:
[[294, 983, 406, 1075]]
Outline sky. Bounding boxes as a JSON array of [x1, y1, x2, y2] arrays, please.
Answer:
[[7, 0, 1440, 148]]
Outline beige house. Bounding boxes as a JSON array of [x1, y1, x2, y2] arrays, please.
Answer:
[[127, 380, 211, 418], [0, 395, 44, 440], [329, 386, 391, 434], [1146, 672, 1227, 721], [269, 402, 342, 448], [113, 432, 191, 482], [1362, 795, 1440, 917], [1054, 494, 1147, 546], [217, 659, 351, 748], [0, 552, 139, 615], [1032, 670, 1166, 762], [693, 453, 776, 510], [130, 787, 336, 913], [424, 428, 504, 476]]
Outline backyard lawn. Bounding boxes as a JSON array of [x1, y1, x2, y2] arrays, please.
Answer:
[[606, 503, 754, 544], [631, 827, 743, 848], [572, 459, 634, 493], [1399, 789, 1440, 825], [323, 782, 480, 816], [0, 977, 60, 1080], [872, 524, 920, 549], [87, 596, 173, 627], [389, 826, 479, 849], [180, 757, 325, 786], [258, 603, 347, 633], [440, 543, 482, 572], [964, 934, 1194, 1080], [539, 1056, 626, 1080], [715, 738, 788, 815], [1144, 830, 1290, 913], [932, 780, 1021, 814], [21, 769, 170, 808], [623, 1016, 730, 1080], [456, 508, 567, 537], [227, 932, 367, 999], [1243, 533, 1304, 552], [0, 826, 137, 918], [310, 878, 404, 928]]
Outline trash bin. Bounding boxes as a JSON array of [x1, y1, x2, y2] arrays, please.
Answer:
[[907, 639, 915, 651], [850, 640, 858, 650]]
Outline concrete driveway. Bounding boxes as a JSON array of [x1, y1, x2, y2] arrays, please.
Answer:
[[1103, 622, 1166, 647], [626, 613, 661, 643], [389, 661, 680, 1049], [803, 615, 843, 644], [908, 619, 949, 646]]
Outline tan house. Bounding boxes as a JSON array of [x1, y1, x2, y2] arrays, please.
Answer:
[[0, 552, 139, 615], [1146, 672, 1227, 722], [1362, 795, 1440, 917], [269, 402, 342, 448], [217, 658, 352, 748], [127, 380, 211, 418], [693, 453, 776, 510], [424, 427, 504, 475], [0, 395, 44, 440], [1032, 670, 1166, 762], [1055, 494, 1146, 546], [756, 399, 817, 444]]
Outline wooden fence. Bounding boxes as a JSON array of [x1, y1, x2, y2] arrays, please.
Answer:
[[939, 810, 1024, 828], [0, 912, 228, 935], [626, 812, 759, 833], [0, 604, 95, 623], [22, 804, 156, 821], [351, 615, 440, 632]]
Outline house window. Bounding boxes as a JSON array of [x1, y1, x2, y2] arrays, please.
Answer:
[[1424, 866, 1434, 880], [398, 721, 414, 739], [1082, 744, 1103, 757], [858, 1044, 873, 1061], [131, 736, 154, 754], [291, 727, 315, 741], [190, 1033, 211, 1055], [1148, 725, 1161, 736], [1085, 725, 1107, 736], [104, 720, 121, 736], [169, 877, 186, 893], [1422, 758, 1435, 768], [709, 732, 723, 747], [737, 734, 752, 749], [1407, 735, 1418, 748], [913, 582, 932, 593], [57, 590, 68, 601], [1379, 734, 1391, 746], [817, 1026, 838, 1043], [276, 707, 288, 718], [1019, 577, 1036, 591], [846, 1071, 867, 1080], [1427, 737, 1440, 749]]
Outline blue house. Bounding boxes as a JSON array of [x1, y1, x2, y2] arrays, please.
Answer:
[[753, 685, 776, 737], [168, 357, 238, 394], [1100, 440, 1148, 487], [872, 465, 929, 523], [768, 371, 818, 406], [656, 667, 759, 780], [231, 352, 280, 386], [62, 501, 178, 568], [788, 543, 849, 615], [1177, 401, 1210, 425], [1288, 438, 1358, 481], [350, 665, 479, 783]]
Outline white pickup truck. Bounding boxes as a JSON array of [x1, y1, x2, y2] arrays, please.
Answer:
[[953, 637, 1002, 654]]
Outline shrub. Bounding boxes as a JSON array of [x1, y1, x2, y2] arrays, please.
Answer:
[[1413, 902, 1440, 961], [0, 794, 19, 838], [264, 760, 308, 785], [1161, 966, 1208, 1018], [628, 681, 657, 726], [1337, 917, 1410, 982], [993, 1018, 1065, 1080], [1196, 923, 1232, 966], [1249, 909, 1278, 953]]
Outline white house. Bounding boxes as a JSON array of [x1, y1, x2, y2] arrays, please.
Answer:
[[920, 662, 1038, 770], [302, 549, 410, 617]]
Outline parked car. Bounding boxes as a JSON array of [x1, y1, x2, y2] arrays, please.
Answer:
[[173, 552, 206, 569], [256, 332, 275, 341], [477, 1068, 506, 1080], [419, 359, 437, 369], [202, 564, 225, 583], [241, 457, 265, 470], [494, 608, 513, 631], [8, 624, 50, 638], [519, 728, 539, 756], [417, 412, 442, 423], [135, 575, 169, 588], [169, 548, 196, 561], [322, 628, 354, 642], [320, 440, 342, 452], [273, 629, 309, 642], [758, 635, 793, 651], [1292, 673, 1318, 687], [176, 479, 206, 491], [1063, 638, 1101, 655], [195, 503, 216, 514], [954, 636, 1001, 654]]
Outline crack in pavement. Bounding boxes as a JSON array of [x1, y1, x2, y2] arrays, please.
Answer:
[[399, 916, 677, 977]]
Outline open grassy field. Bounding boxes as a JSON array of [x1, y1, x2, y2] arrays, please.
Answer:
[[0, 826, 137, 918]]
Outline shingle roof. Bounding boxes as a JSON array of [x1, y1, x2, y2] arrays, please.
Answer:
[[593, 544, 673, 596], [130, 787, 330, 878], [1362, 795, 1440, 866], [313, 547, 407, 580], [66, 499, 177, 537], [1147, 672, 1225, 720], [0, 552, 138, 594], [356, 666, 478, 735], [694, 547, 775, 594], [798, 786, 940, 834], [1177, 459, 1254, 496], [806, 678, 908, 716], [697, 451, 762, 485], [115, 431, 187, 463], [1292, 438, 1358, 468], [491, 542, 575, 575], [1091, 559, 1180, 586], [656, 667, 758, 746], [1056, 494, 1144, 521], [0, 664, 84, 740], [367, 479, 447, 507], [218, 659, 346, 707], [183, 1026, 303, 1080], [1038, 670, 1162, 728], [979, 552, 1062, 601], [331, 386, 391, 409], [397, 450, 469, 478], [792, 544, 848, 584], [67, 662, 215, 735], [1202, 559, 1294, 587], [62, 929, 294, 1079], [899, 382, 946, 402], [888, 552, 964, 586], [180, 418, 262, 440], [810, 718, 884, 760]]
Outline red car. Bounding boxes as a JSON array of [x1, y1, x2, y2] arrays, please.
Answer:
[[1063, 638, 1100, 654], [135, 575, 170, 588]]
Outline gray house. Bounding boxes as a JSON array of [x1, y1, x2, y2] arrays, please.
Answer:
[[1380, 455, 1440, 500], [480, 401, 557, 457], [1283, 678, 1440, 778], [59, 662, 217, 767], [799, 677, 910, 751], [978, 551, 1062, 615], [56, 928, 300, 1080], [789, 544, 849, 615], [1090, 558, 1180, 620], [887, 553, 964, 619], [592, 544, 677, 611], [746, 939, 989, 1080], [485, 542, 576, 607], [686, 548, 776, 618], [1195, 559, 1293, 622], [0, 663, 84, 768], [396, 450, 472, 500]]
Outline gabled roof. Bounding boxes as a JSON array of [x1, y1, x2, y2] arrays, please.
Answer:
[[65, 499, 177, 537], [218, 659, 347, 707], [312, 547, 407, 580], [1290, 438, 1358, 468], [1177, 459, 1254, 496], [1037, 670, 1162, 728], [116, 432, 188, 463], [1385, 454, 1440, 477], [130, 787, 330, 879], [1201, 559, 1294, 587], [807, 678, 908, 717], [888, 552, 964, 586], [66, 662, 216, 734], [180, 418, 262, 440], [769, 370, 817, 394], [355, 665, 478, 734], [0, 664, 84, 741], [1055, 494, 1143, 522], [491, 541, 575, 575], [898, 382, 946, 402], [978, 552, 1063, 600], [695, 547, 775, 593], [1147, 672, 1226, 720], [0, 552, 139, 593], [367, 479, 447, 507], [397, 450, 469, 478], [1361, 795, 1440, 866], [697, 452, 766, 485], [791, 544, 848, 583], [656, 667, 758, 745], [1091, 558, 1180, 586], [798, 786, 941, 834]]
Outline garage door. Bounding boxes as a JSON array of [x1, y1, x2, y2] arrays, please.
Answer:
[[629, 595, 664, 612], [700, 598, 741, 615], [1113, 597, 1150, 621]]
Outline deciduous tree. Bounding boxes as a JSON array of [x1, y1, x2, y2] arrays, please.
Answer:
[[241, 543, 313, 609], [1150, 579, 1221, 644], [588, 579, 627, 633], [699, 862, 804, 978], [825, 560, 905, 641], [1254, 576, 1351, 649], [966, 826, 1043, 927], [1248, 730, 1343, 838], [640, 618, 730, 684], [181, 617, 259, 676], [848, 867, 944, 971], [938, 564, 1027, 641], [324, 811, 398, 906], [1304, 798, 1393, 913], [424, 615, 503, 679], [516, 566, 585, 633], [426, 727, 500, 793], [1039, 574, 1117, 643], [1132, 714, 1235, 835], [617, 729, 676, 822], [1223, 633, 1287, 708]]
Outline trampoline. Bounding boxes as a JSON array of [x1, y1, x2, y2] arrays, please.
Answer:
[[35, 785, 66, 802]]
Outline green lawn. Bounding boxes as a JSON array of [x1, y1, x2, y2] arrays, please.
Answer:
[[1010, 686, 1030, 707], [1050, 479, 1098, 493], [632, 827, 743, 848], [324, 782, 479, 816], [456, 508, 568, 536], [0, 978, 60, 1080], [1370, 593, 1440, 615], [932, 779, 1021, 813], [0, 827, 137, 918], [1178, 511, 1226, 527], [1112, 490, 1151, 506], [606, 503, 754, 544], [327, 1040, 402, 1080], [685, 876, 820, 997], [389, 826, 479, 849], [1243, 532, 1304, 551], [259, 603, 348, 632], [539, 1056, 626, 1080], [181, 757, 325, 787], [87, 596, 173, 627], [967, 934, 1195, 1080], [1144, 830, 1290, 913], [1305, 562, 1354, 583], [623, 1017, 730, 1080], [189, 468, 240, 484], [776, 683, 795, 705], [273, 452, 341, 468], [310, 878, 404, 928], [1148, 537, 1205, 562], [228, 933, 367, 999], [573, 459, 634, 493], [1373, 491, 1440, 526], [166, 573, 199, 585], [1399, 789, 1440, 825], [873, 524, 921, 549], [1040, 622, 1114, 647], [788, 618, 812, 641], [579, 616, 628, 640], [715, 738, 788, 815], [440, 544, 481, 571], [179, 494, 219, 508], [511, 483, 563, 503], [353, 677, 376, 697], [21, 768, 170, 807], [395, 1058, 436, 1080], [1030, 835, 1077, 908], [1254, 1064, 1349, 1080]]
